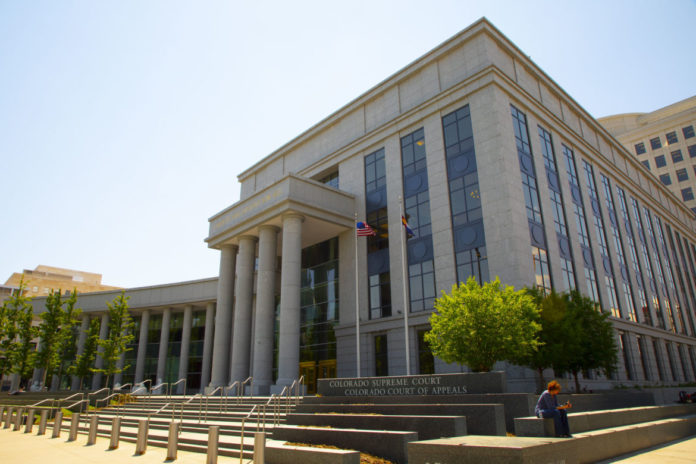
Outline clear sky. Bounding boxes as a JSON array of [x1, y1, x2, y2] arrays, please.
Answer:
[[1, 0, 694, 289]]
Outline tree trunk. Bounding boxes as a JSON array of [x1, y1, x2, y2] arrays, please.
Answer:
[[573, 370, 581, 393], [536, 367, 545, 394]]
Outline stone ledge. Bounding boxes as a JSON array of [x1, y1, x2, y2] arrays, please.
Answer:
[[265, 439, 360, 464]]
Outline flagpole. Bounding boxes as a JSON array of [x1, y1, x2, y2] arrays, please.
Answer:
[[399, 196, 412, 376], [354, 212, 361, 377]]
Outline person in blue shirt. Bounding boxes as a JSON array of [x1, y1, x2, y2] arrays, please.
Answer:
[[535, 380, 572, 437]]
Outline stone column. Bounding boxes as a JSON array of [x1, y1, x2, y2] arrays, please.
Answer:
[[134, 309, 150, 384], [209, 245, 237, 389], [230, 235, 258, 383], [71, 314, 90, 390], [252, 225, 279, 394], [114, 351, 125, 387], [156, 308, 172, 390], [177, 305, 193, 393], [275, 214, 304, 389], [200, 302, 215, 392], [92, 313, 110, 390]]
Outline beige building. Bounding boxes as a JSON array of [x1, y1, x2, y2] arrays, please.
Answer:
[[599, 96, 696, 218], [3, 265, 120, 299]]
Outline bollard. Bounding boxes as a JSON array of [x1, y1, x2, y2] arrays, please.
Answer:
[[52, 410, 63, 438], [87, 415, 98, 445], [135, 419, 148, 455], [253, 432, 266, 464], [167, 422, 180, 460], [38, 410, 48, 435], [109, 416, 121, 450], [13, 407, 25, 431], [0, 406, 4, 424], [25, 408, 35, 433], [68, 412, 80, 441], [206, 425, 219, 464], [4, 407, 13, 428]]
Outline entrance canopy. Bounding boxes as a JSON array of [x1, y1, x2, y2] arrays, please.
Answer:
[[206, 174, 356, 250]]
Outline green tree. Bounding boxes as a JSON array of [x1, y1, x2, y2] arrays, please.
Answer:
[[521, 288, 569, 393], [4, 280, 38, 388], [425, 277, 541, 372], [93, 292, 134, 388], [36, 289, 65, 388], [57, 290, 81, 388], [556, 290, 619, 392], [68, 317, 100, 390]]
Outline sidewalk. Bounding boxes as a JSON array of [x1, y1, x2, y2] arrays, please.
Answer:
[[0, 427, 250, 464], [2, 425, 696, 463]]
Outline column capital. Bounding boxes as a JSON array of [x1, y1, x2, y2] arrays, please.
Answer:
[[238, 234, 259, 243], [259, 224, 281, 233], [220, 243, 238, 251], [282, 213, 305, 223]]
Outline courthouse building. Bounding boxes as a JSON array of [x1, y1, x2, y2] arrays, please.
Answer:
[[25, 18, 696, 394]]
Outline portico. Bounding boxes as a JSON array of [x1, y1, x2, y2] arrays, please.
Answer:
[[206, 174, 355, 394]]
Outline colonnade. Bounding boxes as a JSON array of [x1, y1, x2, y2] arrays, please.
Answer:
[[209, 213, 305, 394]]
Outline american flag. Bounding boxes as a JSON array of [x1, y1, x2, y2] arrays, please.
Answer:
[[356, 221, 377, 237]]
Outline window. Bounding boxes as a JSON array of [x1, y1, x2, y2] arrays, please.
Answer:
[[641, 160, 650, 170], [659, 174, 672, 185], [650, 137, 662, 149], [655, 155, 667, 168], [319, 171, 339, 189], [369, 273, 391, 319], [671, 150, 684, 163], [688, 145, 696, 158], [634, 142, 646, 155], [374, 334, 388, 376], [677, 168, 689, 182], [666, 131, 678, 145], [682, 187, 695, 201], [683, 125, 695, 139], [417, 329, 434, 375]]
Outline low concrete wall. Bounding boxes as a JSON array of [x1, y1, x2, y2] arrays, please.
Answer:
[[286, 413, 467, 440], [294, 403, 505, 436], [272, 425, 417, 464], [265, 440, 360, 464]]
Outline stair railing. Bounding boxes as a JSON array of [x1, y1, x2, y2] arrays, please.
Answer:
[[135, 379, 152, 398], [151, 381, 168, 397], [29, 398, 56, 420], [239, 376, 253, 402], [58, 392, 87, 417], [225, 381, 239, 413], [181, 393, 201, 427], [203, 386, 223, 422], [238, 404, 260, 464], [114, 383, 132, 392], [170, 378, 187, 396], [148, 401, 177, 421]]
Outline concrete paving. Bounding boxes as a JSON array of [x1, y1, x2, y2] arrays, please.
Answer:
[[0, 427, 251, 464], [2, 425, 696, 463]]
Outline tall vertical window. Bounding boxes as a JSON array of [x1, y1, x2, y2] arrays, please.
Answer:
[[665, 342, 678, 382], [121, 316, 141, 386], [187, 310, 206, 391], [617, 187, 652, 325], [511, 105, 551, 294], [165, 312, 184, 383], [401, 128, 436, 312], [674, 230, 696, 334], [539, 126, 576, 292], [654, 216, 686, 334], [631, 197, 665, 329], [643, 207, 677, 332], [619, 332, 634, 380], [601, 175, 637, 321], [653, 340, 665, 381], [365, 148, 391, 319], [582, 161, 620, 316], [417, 329, 435, 375], [636, 335, 650, 380], [563, 145, 600, 303], [443, 105, 488, 284], [374, 334, 389, 376]]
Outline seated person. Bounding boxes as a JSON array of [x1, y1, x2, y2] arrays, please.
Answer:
[[535, 380, 572, 437]]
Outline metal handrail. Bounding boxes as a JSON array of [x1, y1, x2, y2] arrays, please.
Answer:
[[170, 378, 187, 396], [151, 382, 168, 396], [87, 387, 110, 406], [29, 398, 55, 408], [240, 376, 253, 399], [64, 398, 90, 415], [135, 379, 152, 398], [114, 383, 132, 392], [239, 404, 261, 464], [148, 401, 179, 422], [181, 393, 201, 426], [203, 386, 223, 422], [224, 381, 239, 413], [95, 392, 122, 409]]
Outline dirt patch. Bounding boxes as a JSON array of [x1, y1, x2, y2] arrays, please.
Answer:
[[285, 442, 394, 464]]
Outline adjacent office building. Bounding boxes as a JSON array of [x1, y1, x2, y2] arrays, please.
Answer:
[[23, 19, 696, 394], [599, 96, 696, 217]]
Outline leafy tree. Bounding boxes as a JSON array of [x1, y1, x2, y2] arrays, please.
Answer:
[[521, 288, 569, 393], [555, 290, 619, 392], [57, 290, 81, 387], [69, 317, 100, 390], [425, 277, 541, 372], [93, 292, 134, 388], [4, 280, 38, 388], [36, 290, 65, 387]]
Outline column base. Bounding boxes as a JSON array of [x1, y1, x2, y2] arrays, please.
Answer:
[[271, 378, 295, 395], [252, 384, 270, 396]]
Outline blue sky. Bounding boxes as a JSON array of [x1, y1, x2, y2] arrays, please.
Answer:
[[1, 0, 694, 289]]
